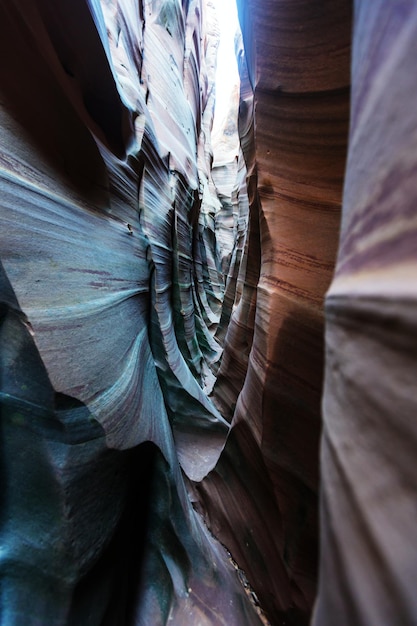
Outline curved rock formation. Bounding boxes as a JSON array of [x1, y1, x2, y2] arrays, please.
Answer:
[[2, 0, 417, 625], [197, 1, 351, 623], [314, 3, 417, 625], [0, 0, 260, 623]]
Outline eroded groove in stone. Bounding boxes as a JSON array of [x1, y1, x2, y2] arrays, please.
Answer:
[[3, 0, 416, 624], [0, 0, 261, 623], [196, 1, 352, 624], [314, 3, 417, 625]]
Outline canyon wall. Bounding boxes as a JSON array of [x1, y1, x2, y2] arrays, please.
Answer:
[[314, 2, 417, 625], [0, 0, 260, 624], [2, 0, 417, 625], [197, 1, 351, 624]]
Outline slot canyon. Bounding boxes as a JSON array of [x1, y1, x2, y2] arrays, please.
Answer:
[[1, 0, 417, 625]]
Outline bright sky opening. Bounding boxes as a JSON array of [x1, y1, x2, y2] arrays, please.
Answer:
[[212, 0, 240, 131]]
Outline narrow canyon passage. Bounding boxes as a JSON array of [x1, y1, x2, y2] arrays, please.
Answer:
[[1, 1, 417, 626]]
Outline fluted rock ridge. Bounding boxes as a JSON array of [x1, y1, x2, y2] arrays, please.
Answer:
[[0, 0, 259, 624]]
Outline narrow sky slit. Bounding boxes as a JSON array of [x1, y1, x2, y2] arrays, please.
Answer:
[[211, 0, 240, 145]]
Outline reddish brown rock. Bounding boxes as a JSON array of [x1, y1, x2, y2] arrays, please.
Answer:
[[3, 0, 417, 624], [197, 1, 352, 624], [314, 3, 417, 625]]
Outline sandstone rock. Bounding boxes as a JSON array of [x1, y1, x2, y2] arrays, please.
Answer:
[[2, 0, 417, 624], [314, 3, 417, 625], [197, 1, 352, 623], [0, 0, 261, 623]]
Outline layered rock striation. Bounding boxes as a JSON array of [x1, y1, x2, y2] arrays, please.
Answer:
[[0, 0, 258, 624], [2, 0, 417, 625], [314, 3, 417, 625], [197, 1, 352, 623]]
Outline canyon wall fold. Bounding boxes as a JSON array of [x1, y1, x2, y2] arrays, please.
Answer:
[[0, 1, 261, 624], [2, 0, 417, 625], [314, 2, 417, 625], [196, 1, 351, 624]]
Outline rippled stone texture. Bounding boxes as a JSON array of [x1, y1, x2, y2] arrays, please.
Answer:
[[197, 1, 352, 624], [0, 1, 261, 624], [314, 3, 417, 625], [3, 0, 416, 625]]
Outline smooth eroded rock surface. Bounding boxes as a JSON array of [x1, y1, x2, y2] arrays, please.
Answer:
[[2, 0, 417, 625], [0, 1, 261, 624], [314, 3, 417, 625], [196, 1, 352, 624]]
